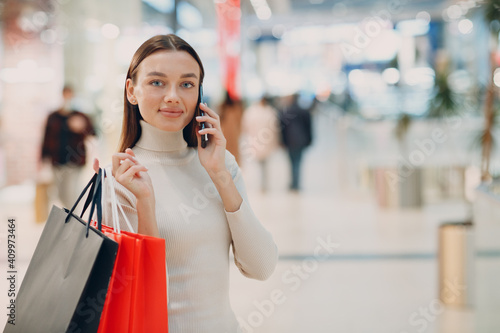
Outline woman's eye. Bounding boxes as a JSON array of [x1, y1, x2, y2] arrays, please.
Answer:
[[151, 80, 163, 87], [181, 82, 194, 88]]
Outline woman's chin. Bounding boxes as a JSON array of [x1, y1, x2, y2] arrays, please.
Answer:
[[156, 118, 188, 132], [143, 114, 192, 132]]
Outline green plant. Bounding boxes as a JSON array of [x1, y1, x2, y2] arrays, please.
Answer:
[[395, 113, 412, 142], [479, 0, 500, 181], [428, 71, 459, 118], [484, 0, 500, 24], [395, 69, 458, 146]]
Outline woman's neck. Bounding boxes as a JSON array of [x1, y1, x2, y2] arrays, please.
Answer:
[[134, 120, 188, 152]]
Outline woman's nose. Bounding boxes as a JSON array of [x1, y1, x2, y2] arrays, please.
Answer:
[[164, 87, 180, 104]]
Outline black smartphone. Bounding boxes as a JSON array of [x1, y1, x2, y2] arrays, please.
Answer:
[[198, 84, 208, 148]]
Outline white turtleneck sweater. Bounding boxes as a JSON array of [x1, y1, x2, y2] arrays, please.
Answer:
[[104, 120, 278, 332]]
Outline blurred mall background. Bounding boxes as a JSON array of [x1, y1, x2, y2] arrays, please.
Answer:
[[1, 0, 500, 332]]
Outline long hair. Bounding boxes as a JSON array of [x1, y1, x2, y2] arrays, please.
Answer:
[[118, 34, 205, 152]]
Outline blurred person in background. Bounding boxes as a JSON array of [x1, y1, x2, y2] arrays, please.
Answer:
[[219, 90, 243, 165], [39, 85, 96, 209], [242, 95, 280, 193], [279, 93, 313, 192]]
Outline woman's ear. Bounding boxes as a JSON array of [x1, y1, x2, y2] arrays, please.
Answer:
[[125, 78, 137, 105]]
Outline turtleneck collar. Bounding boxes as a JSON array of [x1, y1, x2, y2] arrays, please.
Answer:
[[135, 120, 188, 152]]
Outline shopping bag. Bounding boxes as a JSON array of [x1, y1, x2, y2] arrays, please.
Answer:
[[34, 182, 50, 223], [124, 229, 168, 333], [96, 171, 138, 333], [4, 168, 118, 333], [97, 230, 136, 333], [96, 172, 168, 333], [34, 160, 53, 223]]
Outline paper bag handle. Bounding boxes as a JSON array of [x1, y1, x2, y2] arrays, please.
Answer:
[[65, 168, 103, 237], [101, 169, 135, 234]]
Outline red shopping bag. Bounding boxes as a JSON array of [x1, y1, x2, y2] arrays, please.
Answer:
[[97, 228, 136, 333], [122, 230, 168, 332], [96, 225, 168, 333]]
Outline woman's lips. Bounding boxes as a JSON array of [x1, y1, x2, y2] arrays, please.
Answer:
[[159, 108, 183, 118]]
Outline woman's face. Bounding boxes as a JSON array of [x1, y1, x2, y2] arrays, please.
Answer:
[[126, 50, 200, 132]]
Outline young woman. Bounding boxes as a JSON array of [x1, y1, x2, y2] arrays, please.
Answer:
[[94, 34, 278, 332]]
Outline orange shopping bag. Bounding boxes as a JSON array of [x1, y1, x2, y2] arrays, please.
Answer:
[[96, 171, 168, 333]]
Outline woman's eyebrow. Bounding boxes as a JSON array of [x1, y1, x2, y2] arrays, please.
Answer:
[[146, 71, 167, 77], [180, 73, 198, 79], [145, 71, 198, 79]]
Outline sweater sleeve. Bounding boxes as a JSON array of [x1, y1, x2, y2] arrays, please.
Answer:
[[224, 151, 279, 281]]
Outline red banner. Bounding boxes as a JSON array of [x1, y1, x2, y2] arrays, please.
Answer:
[[215, 0, 241, 100]]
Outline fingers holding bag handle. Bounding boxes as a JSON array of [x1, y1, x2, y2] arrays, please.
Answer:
[[111, 148, 140, 177], [93, 158, 100, 174], [110, 149, 153, 201], [95, 149, 153, 201], [95, 149, 155, 236]]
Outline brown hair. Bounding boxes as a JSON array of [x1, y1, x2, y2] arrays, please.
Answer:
[[118, 34, 205, 152]]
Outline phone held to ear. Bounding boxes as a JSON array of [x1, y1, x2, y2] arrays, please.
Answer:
[[199, 85, 208, 149]]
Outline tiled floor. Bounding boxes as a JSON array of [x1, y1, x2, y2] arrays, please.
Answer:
[[1, 108, 499, 332]]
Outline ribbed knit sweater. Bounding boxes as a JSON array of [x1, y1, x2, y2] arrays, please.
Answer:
[[105, 120, 278, 332]]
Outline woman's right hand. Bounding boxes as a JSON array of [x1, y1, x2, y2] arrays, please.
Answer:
[[94, 148, 154, 200], [112, 148, 154, 200], [94, 149, 159, 237]]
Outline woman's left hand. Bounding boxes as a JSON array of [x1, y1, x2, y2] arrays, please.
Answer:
[[196, 103, 227, 176]]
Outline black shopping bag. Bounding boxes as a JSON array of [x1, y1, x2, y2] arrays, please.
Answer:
[[4, 169, 118, 333]]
